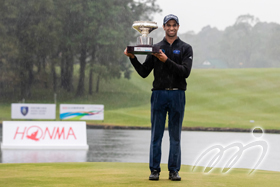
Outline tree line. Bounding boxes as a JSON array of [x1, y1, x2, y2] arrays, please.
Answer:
[[0, 0, 160, 99], [180, 15, 280, 68], [1, 5, 279, 101]]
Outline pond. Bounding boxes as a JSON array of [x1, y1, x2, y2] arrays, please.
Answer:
[[1, 127, 279, 173]]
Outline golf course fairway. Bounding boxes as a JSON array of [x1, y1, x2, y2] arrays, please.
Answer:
[[0, 162, 279, 186]]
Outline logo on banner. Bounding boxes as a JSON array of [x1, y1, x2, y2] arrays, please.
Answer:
[[60, 105, 104, 120], [26, 126, 43, 141], [21, 107, 29, 116], [14, 126, 77, 141]]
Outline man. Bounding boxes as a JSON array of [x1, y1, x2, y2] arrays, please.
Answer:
[[124, 14, 193, 181]]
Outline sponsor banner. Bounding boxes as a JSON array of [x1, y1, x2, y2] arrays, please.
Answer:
[[60, 104, 104, 120], [11, 103, 56, 119], [1, 121, 88, 150]]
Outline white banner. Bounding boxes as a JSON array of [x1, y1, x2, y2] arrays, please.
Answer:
[[1, 121, 88, 150], [60, 104, 104, 120], [11, 103, 56, 119]]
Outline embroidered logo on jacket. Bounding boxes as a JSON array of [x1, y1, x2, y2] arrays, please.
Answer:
[[173, 50, 180, 54]]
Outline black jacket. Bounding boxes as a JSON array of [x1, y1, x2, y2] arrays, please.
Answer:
[[130, 37, 193, 91]]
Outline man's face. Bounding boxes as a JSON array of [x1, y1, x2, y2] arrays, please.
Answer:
[[163, 19, 179, 38]]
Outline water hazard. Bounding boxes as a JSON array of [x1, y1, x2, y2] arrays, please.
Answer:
[[1, 128, 280, 173]]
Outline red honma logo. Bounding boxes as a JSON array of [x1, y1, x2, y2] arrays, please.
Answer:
[[14, 126, 77, 141]]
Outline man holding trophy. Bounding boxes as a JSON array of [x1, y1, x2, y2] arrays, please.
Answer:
[[124, 14, 193, 181]]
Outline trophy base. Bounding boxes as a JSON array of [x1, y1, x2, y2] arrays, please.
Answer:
[[127, 45, 160, 55]]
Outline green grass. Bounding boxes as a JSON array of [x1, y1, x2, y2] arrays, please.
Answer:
[[1, 68, 280, 130], [185, 68, 280, 129], [0, 162, 279, 187]]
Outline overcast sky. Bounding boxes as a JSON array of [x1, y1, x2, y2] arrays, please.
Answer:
[[153, 0, 280, 33]]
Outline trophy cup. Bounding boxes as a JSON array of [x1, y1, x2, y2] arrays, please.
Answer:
[[127, 21, 160, 55]]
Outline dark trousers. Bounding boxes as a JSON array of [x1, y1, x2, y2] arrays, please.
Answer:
[[149, 90, 185, 172]]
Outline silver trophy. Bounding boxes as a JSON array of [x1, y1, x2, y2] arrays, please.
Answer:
[[127, 21, 160, 55]]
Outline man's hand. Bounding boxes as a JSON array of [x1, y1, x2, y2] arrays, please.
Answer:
[[152, 50, 168, 63], [124, 48, 135, 59]]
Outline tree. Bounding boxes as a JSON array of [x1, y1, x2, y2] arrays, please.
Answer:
[[220, 15, 260, 68], [0, 0, 57, 98], [72, 0, 161, 95], [53, 0, 81, 92], [0, 0, 161, 98], [90, 0, 161, 93], [266, 23, 280, 67], [235, 14, 260, 27], [183, 26, 223, 68]]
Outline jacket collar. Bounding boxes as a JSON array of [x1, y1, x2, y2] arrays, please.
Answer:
[[163, 36, 180, 45]]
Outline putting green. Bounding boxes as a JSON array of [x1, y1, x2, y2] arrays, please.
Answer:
[[0, 162, 279, 186]]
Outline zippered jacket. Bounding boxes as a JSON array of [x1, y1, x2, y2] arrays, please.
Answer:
[[130, 37, 193, 91]]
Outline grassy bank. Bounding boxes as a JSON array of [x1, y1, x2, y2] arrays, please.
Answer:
[[0, 68, 279, 130], [0, 162, 279, 186]]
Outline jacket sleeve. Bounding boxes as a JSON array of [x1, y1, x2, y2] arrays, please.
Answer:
[[129, 54, 154, 78], [165, 45, 193, 78]]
